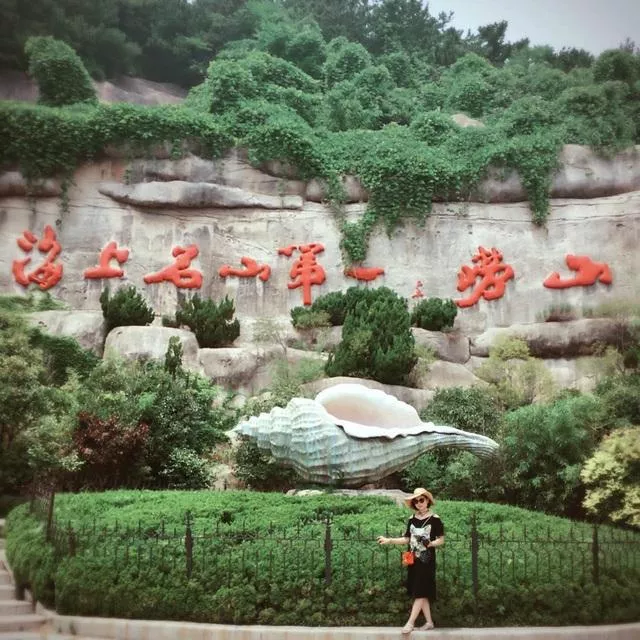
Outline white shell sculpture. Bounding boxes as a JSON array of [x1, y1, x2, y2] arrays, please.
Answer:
[[232, 383, 499, 486]]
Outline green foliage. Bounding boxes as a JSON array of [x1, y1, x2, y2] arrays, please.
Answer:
[[593, 49, 640, 85], [476, 337, 556, 409], [410, 297, 457, 331], [326, 287, 416, 385], [404, 386, 504, 501], [291, 290, 347, 327], [159, 448, 212, 490], [29, 329, 99, 386], [175, 295, 240, 348], [68, 357, 233, 488], [99, 285, 154, 333], [25, 36, 97, 107], [498, 395, 606, 516], [421, 386, 503, 439], [0, 292, 65, 313], [289, 309, 331, 330], [595, 373, 640, 426], [6, 493, 640, 626], [323, 37, 372, 87], [410, 110, 459, 145], [233, 437, 300, 491], [581, 427, 640, 527]]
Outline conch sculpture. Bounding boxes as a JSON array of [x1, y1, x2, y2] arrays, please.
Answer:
[[232, 383, 499, 486]]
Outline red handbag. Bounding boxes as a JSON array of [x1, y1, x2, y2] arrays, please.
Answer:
[[401, 551, 415, 566]]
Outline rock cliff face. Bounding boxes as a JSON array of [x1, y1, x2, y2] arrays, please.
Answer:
[[1, 146, 639, 334], [2, 145, 640, 399]]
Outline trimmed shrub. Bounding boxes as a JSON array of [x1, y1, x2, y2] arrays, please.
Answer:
[[175, 295, 240, 348], [99, 285, 154, 333], [581, 426, 640, 527], [291, 290, 349, 329], [158, 448, 211, 489], [411, 297, 457, 331], [25, 36, 97, 107], [325, 286, 416, 385]]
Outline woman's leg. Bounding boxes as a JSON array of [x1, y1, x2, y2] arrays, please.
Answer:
[[403, 598, 426, 632], [420, 598, 434, 628]]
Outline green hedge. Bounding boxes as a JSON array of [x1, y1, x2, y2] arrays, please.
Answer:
[[6, 491, 640, 627]]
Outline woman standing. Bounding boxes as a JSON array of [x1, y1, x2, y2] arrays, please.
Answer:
[[377, 488, 445, 634]]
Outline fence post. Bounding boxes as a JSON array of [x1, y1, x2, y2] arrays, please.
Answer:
[[324, 515, 332, 585], [592, 524, 599, 586], [185, 511, 193, 579], [470, 511, 479, 615], [67, 522, 76, 557], [46, 490, 55, 542]]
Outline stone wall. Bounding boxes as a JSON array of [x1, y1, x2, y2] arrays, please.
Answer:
[[1, 147, 639, 336]]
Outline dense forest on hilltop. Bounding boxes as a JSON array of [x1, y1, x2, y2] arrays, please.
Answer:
[[1, 0, 639, 260], [0, 0, 606, 85]]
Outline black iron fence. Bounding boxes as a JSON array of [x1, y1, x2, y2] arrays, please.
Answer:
[[29, 491, 640, 604]]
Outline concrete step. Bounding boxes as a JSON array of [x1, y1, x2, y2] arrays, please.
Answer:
[[0, 614, 47, 633], [0, 586, 14, 600], [0, 573, 11, 586], [0, 599, 33, 615], [0, 635, 107, 640]]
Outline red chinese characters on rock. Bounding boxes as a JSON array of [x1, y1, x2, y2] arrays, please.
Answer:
[[84, 242, 130, 279], [412, 280, 425, 299], [278, 242, 326, 305], [12, 225, 63, 290], [219, 257, 271, 282], [543, 255, 613, 289], [344, 266, 385, 282], [456, 246, 515, 308], [143, 245, 203, 289]]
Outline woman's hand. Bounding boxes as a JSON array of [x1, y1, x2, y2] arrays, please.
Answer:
[[377, 536, 390, 545]]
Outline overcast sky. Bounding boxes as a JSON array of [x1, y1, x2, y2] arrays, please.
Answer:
[[426, 0, 640, 54]]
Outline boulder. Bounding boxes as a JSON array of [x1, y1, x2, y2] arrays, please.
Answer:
[[304, 376, 434, 413], [412, 328, 470, 364], [128, 151, 307, 198], [99, 181, 304, 209], [198, 345, 285, 394], [470, 318, 627, 358], [473, 144, 640, 203], [104, 326, 201, 370], [28, 310, 106, 355], [0, 172, 61, 197], [414, 360, 485, 390]]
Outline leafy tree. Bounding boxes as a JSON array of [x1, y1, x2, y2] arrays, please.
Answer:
[[594, 373, 640, 426], [498, 395, 605, 516], [325, 286, 416, 385], [323, 37, 372, 87], [25, 36, 97, 106], [581, 427, 640, 527], [0, 311, 51, 493], [70, 412, 149, 490], [558, 82, 636, 150], [466, 21, 528, 67], [176, 294, 240, 348], [593, 49, 639, 85], [99, 285, 155, 334]]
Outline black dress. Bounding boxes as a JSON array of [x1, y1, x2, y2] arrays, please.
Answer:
[[404, 514, 444, 600]]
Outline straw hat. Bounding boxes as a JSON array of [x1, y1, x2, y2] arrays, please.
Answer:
[[404, 487, 435, 509]]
